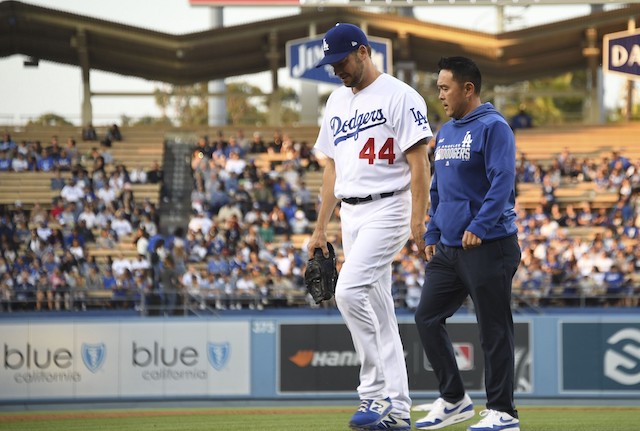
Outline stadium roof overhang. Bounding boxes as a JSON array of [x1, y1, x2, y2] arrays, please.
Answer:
[[1, 0, 640, 86]]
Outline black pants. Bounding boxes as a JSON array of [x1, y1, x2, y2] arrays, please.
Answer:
[[415, 234, 521, 418]]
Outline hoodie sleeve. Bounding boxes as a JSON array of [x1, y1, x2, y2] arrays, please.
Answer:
[[424, 170, 441, 245], [466, 120, 516, 239]]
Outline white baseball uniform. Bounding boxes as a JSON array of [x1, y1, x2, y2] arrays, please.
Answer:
[[315, 73, 432, 417]]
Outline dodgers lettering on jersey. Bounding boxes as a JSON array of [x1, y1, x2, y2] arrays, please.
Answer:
[[330, 109, 386, 145], [314, 74, 432, 199]]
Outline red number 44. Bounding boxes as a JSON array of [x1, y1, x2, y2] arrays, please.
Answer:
[[358, 137, 395, 165]]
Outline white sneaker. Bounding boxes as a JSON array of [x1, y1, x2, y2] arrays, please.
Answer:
[[467, 410, 520, 431], [415, 394, 475, 430]]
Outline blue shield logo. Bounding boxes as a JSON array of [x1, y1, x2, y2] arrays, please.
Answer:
[[208, 342, 230, 371], [82, 343, 106, 373]]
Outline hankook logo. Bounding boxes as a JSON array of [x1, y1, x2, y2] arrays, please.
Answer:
[[289, 350, 360, 367]]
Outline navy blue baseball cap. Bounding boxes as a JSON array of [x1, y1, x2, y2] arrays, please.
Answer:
[[316, 23, 368, 68]]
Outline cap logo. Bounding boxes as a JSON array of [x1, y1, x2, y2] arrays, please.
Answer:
[[323, 39, 329, 52], [351, 41, 358, 46]]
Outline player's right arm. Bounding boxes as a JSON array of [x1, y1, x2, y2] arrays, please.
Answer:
[[307, 158, 341, 258]]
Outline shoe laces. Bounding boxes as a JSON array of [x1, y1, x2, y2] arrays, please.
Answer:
[[475, 409, 504, 425], [432, 397, 446, 410], [357, 399, 371, 413], [423, 398, 446, 420]]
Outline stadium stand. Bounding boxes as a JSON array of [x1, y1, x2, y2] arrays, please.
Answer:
[[0, 123, 638, 315]]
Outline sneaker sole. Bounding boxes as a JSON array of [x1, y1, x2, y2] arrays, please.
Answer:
[[349, 426, 410, 431], [468, 426, 520, 431], [416, 410, 476, 430], [349, 404, 393, 430]]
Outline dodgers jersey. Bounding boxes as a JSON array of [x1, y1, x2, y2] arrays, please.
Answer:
[[315, 73, 432, 199]]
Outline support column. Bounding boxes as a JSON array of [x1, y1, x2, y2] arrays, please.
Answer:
[[626, 18, 636, 122], [75, 28, 93, 126], [208, 7, 227, 126], [395, 31, 416, 88], [267, 30, 281, 127], [299, 22, 318, 125], [583, 27, 602, 124]]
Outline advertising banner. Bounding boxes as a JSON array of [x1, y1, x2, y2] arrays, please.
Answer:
[[603, 29, 640, 80], [562, 323, 640, 392], [0, 320, 250, 400], [279, 322, 531, 393], [286, 35, 392, 85]]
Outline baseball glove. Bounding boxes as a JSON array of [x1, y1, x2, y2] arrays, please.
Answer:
[[304, 242, 338, 304]]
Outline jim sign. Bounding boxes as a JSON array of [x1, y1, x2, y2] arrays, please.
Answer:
[[604, 29, 640, 80], [286, 35, 392, 85]]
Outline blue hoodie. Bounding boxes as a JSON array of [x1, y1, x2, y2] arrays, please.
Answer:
[[425, 103, 517, 247]]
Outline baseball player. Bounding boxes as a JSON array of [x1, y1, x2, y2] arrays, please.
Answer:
[[307, 23, 432, 431]]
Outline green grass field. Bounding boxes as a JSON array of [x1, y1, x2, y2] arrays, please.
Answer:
[[0, 406, 638, 431]]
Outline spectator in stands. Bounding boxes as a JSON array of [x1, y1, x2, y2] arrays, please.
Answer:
[[510, 106, 533, 131], [217, 198, 243, 224], [34, 272, 51, 311], [112, 268, 134, 309], [39, 150, 56, 174], [65, 137, 78, 161], [224, 150, 247, 176], [146, 161, 163, 184], [249, 131, 267, 153], [290, 209, 310, 235], [111, 210, 133, 239], [11, 152, 28, 172], [15, 140, 29, 157], [28, 203, 49, 227], [48, 267, 68, 311], [56, 149, 72, 171], [46, 136, 62, 161], [226, 135, 245, 157], [609, 150, 631, 172], [267, 206, 290, 236], [267, 129, 283, 154], [257, 218, 275, 244], [60, 178, 85, 204], [0, 150, 11, 171], [159, 254, 180, 315], [82, 123, 98, 141], [83, 263, 101, 289], [0, 133, 16, 152], [129, 165, 147, 183], [96, 182, 117, 208], [210, 130, 229, 157], [139, 213, 158, 237], [106, 124, 122, 142], [194, 136, 212, 159], [99, 141, 113, 164]]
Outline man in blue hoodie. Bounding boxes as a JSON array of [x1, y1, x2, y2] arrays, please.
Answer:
[[414, 57, 521, 431]]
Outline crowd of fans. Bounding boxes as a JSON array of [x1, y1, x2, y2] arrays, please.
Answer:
[[513, 147, 640, 308], [0, 127, 638, 315]]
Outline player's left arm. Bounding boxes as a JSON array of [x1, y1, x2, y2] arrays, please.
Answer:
[[467, 121, 517, 239], [405, 139, 430, 259]]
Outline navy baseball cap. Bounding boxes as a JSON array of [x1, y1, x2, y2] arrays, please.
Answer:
[[316, 23, 368, 68]]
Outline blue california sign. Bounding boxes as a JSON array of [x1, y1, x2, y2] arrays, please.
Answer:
[[286, 34, 392, 85], [604, 29, 640, 79]]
